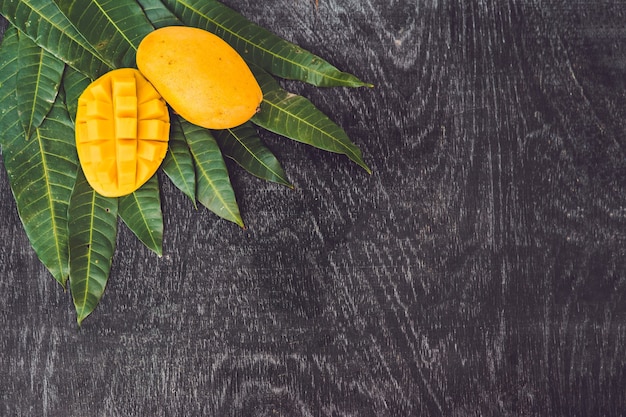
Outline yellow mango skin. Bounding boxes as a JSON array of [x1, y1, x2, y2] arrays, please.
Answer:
[[136, 26, 263, 130], [75, 68, 170, 197]]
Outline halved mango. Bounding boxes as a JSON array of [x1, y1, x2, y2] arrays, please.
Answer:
[[136, 26, 263, 129], [75, 68, 170, 197]]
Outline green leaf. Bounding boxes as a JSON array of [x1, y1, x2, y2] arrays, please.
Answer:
[[251, 67, 371, 173], [118, 175, 163, 256], [162, 115, 196, 205], [213, 122, 291, 187], [1, 30, 78, 287], [180, 117, 243, 227], [162, 0, 371, 87], [0, 0, 112, 78], [68, 167, 118, 325], [54, 0, 155, 68], [0, 26, 20, 149], [137, 0, 183, 28], [62, 66, 92, 123], [16, 30, 66, 139]]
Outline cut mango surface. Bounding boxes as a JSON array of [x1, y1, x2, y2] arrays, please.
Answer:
[[75, 68, 170, 197]]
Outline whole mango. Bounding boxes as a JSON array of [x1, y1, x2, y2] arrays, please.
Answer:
[[75, 68, 170, 197], [136, 26, 263, 130]]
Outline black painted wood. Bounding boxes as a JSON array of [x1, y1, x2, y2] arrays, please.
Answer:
[[1, 1, 625, 416]]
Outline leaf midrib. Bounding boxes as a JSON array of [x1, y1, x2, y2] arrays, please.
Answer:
[[16, 0, 111, 69], [25, 48, 45, 138], [264, 96, 357, 158], [166, 145, 196, 202], [77, 189, 97, 320], [129, 191, 160, 253], [226, 127, 288, 184], [195, 154, 240, 225], [188, 137, 242, 227], [175, 0, 350, 85], [35, 128, 65, 282], [91, 0, 138, 52]]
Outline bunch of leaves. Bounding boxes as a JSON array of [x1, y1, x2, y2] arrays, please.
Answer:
[[0, 0, 371, 324]]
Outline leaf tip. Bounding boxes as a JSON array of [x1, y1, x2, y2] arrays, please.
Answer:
[[355, 159, 372, 175], [75, 305, 96, 327], [349, 78, 374, 88], [55, 275, 69, 291]]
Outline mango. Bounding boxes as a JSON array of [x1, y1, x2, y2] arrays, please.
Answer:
[[136, 26, 263, 130], [75, 68, 170, 197]]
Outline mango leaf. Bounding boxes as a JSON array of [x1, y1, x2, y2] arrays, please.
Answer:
[[162, 116, 196, 205], [1, 30, 78, 287], [62, 66, 93, 123], [0, 0, 112, 79], [68, 167, 118, 325], [251, 67, 371, 173], [162, 0, 371, 87], [0, 26, 19, 149], [54, 0, 155, 69], [179, 117, 243, 227], [137, 0, 183, 28], [213, 122, 291, 188], [118, 175, 163, 256], [16, 30, 66, 139]]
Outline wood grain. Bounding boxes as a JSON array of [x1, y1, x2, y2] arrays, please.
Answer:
[[1, 1, 625, 416]]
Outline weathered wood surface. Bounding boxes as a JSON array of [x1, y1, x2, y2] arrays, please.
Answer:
[[1, 1, 625, 416]]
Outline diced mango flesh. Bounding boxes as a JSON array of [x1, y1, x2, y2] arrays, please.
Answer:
[[75, 68, 170, 197]]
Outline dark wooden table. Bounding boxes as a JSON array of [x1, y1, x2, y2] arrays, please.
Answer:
[[1, 1, 625, 416]]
